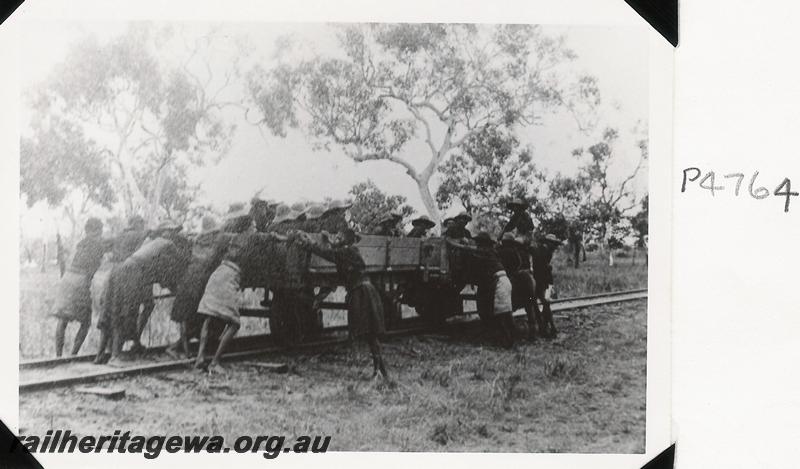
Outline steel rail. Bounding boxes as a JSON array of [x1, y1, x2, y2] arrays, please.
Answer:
[[19, 290, 647, 393], [20, 288, 646, 369]]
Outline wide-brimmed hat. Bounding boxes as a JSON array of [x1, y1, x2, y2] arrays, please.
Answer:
[[542, 234, 563, 245], [304, 204, 327, 220], [201, 216, 219, 233], [474, 231, 494, 244], [327, 199, 353, 210], [271, 204, 293, 224], [411, 215, 436, 229], [156, 219, 183, 232], [85, 217, 103, 233], [453, 211, 472, 222], [378, 211, 402, 225], [127, 215, 145, 229], [506, 198, 529, 209]]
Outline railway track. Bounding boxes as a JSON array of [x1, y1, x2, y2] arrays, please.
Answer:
[[19, 289, 646, 393]]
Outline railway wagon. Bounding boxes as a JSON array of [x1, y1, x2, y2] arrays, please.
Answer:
[[237, 233, 473, 336]]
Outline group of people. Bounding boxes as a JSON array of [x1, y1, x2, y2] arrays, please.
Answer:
[[50, 196, 561, 378]]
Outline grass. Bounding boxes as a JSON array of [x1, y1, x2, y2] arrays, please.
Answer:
[[19, 299, 648, 453], [19, 249, 645, 359]]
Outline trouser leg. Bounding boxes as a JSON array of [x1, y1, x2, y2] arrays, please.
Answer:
[[71, 320, 91, 355]]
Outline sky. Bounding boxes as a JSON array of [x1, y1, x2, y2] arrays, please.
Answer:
[[18, 22, 648, 238]]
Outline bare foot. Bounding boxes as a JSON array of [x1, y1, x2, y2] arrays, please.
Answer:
[[165, 347, 182, 360]]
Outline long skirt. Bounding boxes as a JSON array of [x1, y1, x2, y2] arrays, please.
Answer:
[[98, 262, 148, 341], [197, 260, 242, 326], [90, 261, 115, 324], [511, 270, 536, 310], [346, 280, 386, 338], [52, 270, 92, 323]]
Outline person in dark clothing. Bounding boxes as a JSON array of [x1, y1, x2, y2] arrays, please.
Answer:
[[97, 221, 191, 366], [500, 198, 535, 237], [373, 212, 403, 236], [445, 212, 473, 239], [498, 233, 539, 340], [529, 234, 562, 339], [447, 232, 515, 348], [166, 213, 252, 359], [194, 224, 286, 373], [92, 216, 148, 362], [52, 218, 112, 357], [294, 228, 390, 380], [406, 215, 436, 238]]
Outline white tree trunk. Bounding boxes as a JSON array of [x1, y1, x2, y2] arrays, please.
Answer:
[[416, 178, 441, 224]]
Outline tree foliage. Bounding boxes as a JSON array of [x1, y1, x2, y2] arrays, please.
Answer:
[[436, 125, 545, 234], [248, 24, 599, 221], [348, 180, 415, 233], [23, 23, 240, 226]]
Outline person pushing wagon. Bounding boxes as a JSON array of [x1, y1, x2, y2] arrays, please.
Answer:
[[52, 217, 113, 357], [447, 231, 516, 348], [529, 234, 563, 339], [293, 228, 390, 381]]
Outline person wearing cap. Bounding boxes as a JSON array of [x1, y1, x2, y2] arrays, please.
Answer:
[[528, 234, 563, 339], [446, 231, 516, 348], [501, 198, 535, 238], [445, 212, 473, 239], [373, 211, 403, 236], [95, 220, 192, 366], [194, 225, 285, 373], [407, 215, 436, 238], [293, 228, 390, 381], [52, 217, 113, 357]]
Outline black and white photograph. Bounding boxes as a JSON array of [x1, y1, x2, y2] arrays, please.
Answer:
[[6, 3, 670, 464]]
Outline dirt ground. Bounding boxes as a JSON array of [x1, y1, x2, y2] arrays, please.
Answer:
[[20, 299, 647, 453]]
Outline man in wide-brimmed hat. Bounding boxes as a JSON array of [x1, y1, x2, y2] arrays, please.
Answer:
[[407, 215, 436, 238], [446, 231, 516, 348], [501, 197, 534, 239], [527, 233, 563, 339], [444, 211, 473, 239], [317, 199, 353, 233], [292, 227, 390, 381], [373, 211, 403, 236]]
